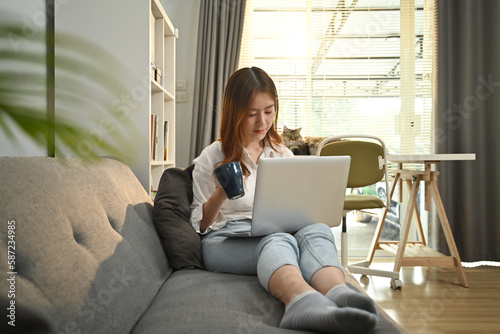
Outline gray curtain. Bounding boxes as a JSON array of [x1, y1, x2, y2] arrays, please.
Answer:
[[434, 0, 500, 261], [190, 0, 246, 161]]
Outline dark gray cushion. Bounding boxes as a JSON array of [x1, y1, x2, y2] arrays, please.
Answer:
[[153, 165, 204, 270]]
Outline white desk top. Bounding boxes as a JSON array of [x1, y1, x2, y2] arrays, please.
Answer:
[[387, 153, 476, 163]]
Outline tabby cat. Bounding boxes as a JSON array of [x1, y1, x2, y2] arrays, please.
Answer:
[[281, 126, 327, 156]]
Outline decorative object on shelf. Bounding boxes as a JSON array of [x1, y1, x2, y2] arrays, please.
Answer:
[[155, 67, 162, 85]]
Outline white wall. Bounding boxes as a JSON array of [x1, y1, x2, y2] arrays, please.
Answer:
[[162, 0, 201, 168], [55, 0, 154, 189]]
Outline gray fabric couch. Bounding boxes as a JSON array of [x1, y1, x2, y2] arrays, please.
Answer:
[[0, 157, 405, 333]]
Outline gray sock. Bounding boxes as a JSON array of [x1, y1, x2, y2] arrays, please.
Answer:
[[280, 291, 378, 334], [326, 284, 379, 316]]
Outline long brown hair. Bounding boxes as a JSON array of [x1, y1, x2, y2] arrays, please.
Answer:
[[218, 67, 283, 176]]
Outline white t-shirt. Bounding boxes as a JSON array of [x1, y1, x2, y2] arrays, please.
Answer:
[[190, 140, 293, 234]]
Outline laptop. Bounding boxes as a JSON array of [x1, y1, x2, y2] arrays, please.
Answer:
[[220, 155, 350, 237]]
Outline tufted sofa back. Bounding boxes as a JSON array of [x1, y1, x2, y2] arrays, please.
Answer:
[[0, 157, 172, 333]]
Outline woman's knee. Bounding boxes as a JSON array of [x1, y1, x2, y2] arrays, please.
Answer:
[[258, 232, 299, 255], [256, 233, 300, 291]]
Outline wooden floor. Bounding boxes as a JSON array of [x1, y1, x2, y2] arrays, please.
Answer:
[[350, 260, 500, 334]]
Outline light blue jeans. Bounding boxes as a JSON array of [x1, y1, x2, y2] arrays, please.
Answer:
[[201, 220, 344, 291]]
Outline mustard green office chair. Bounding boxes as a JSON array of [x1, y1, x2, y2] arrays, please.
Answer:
[[317, 135, 401, 287]]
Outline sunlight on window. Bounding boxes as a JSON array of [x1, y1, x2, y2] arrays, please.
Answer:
[[239, 0, 435, 155]]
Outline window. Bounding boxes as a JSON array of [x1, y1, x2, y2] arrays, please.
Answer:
[[239, 0, 435, 155]]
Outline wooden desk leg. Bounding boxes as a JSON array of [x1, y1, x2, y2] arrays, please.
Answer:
[[425, 163, 432, 211], [365, 173, 401, 265], [430, 181, 469, 288], [398, 163, 403, 203], [393, 175, 422, 273], [405, 179, 426, 245]]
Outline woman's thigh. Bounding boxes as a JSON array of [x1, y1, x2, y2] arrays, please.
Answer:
[[201, 221, 262, 275]]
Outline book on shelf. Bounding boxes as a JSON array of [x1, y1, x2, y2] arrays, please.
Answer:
[[163, 120, 169, 161], [151, 114, 159, 160], [154, 115, 159, 160], [151, 114, 154, 159]]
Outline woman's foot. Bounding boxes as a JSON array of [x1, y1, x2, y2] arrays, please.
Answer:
[[326, 284, 379, 316], [280, 290, 378, 334]]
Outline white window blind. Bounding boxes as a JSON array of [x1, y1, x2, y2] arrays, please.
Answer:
[[239, 0, 435, 155]]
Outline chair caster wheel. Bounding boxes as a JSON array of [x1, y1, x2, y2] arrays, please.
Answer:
[[390, 279, 402, 290], [359, 275, 370, 284]]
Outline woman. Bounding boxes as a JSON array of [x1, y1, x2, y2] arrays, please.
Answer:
[[190, 67, 378, 333]]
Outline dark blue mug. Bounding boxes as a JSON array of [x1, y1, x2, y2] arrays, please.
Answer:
[[214, 161, 245, 200]]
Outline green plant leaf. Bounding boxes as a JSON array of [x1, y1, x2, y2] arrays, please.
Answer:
[[0, 11, 144, 163]]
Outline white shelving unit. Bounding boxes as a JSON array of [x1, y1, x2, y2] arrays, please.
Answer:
[[149, 0, 177, 197], [56, 0, 177, 197]]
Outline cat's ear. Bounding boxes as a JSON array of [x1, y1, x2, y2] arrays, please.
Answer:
[[283, 125, 289, 131], [298, 127, 302, 132]]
